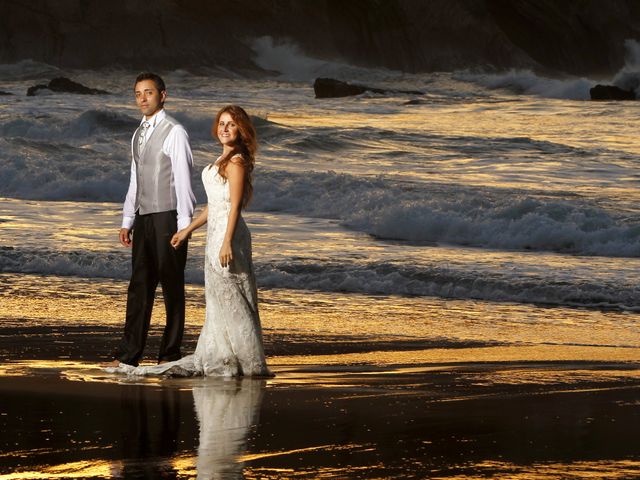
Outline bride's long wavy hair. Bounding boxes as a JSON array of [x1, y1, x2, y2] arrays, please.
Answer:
[[212, 105, 257, 208]]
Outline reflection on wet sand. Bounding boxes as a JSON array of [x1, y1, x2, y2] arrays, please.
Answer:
[[118, 384, 182, 479], [433, 459, 640, 479], [1, 357, 640, 479], [0, 377, 266, 480], [111, 377, 266, 479], [194, 379, 265, 479]]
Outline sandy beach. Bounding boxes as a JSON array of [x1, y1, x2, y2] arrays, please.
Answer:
[[1, 275, 640, 479]]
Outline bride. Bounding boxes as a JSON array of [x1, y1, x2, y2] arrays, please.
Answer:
[[109, 105, 271, 377]]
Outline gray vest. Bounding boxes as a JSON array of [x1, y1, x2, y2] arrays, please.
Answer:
[[133, 115, 179, 215]]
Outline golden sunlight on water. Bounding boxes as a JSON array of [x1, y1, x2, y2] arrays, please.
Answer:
[[0, 455, 199, 480], [269, 102, 640, 200], [271, 100, 640, 156], [0, 201, 121, 252], [0, 460, 113, 479], [0, 278, 204, 326], [2, 274, 639, 359], [239, 443, 364, 462], [3, 67, 640, 480], [426, 459, 640, 480], [269, 345, 640, 372], [239, 459, 640, 480]]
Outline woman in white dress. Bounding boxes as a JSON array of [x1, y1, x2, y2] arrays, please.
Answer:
[[109, 105, 270, 377]]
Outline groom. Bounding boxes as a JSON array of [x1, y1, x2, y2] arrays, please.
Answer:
[[108, 72, 196, 367]]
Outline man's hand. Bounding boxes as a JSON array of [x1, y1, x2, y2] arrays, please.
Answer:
[[119, 228, 132, 247]]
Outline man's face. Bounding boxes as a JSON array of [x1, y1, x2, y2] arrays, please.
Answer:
[[134, 79, 166, 117]]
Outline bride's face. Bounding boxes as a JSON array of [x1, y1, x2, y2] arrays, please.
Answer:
[[217, 112, 239, 146]]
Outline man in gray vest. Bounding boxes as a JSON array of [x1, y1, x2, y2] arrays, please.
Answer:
[[108, 72, 196, 367]]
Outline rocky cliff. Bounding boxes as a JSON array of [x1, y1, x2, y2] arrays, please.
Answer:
[[1, 0, 638, 75]]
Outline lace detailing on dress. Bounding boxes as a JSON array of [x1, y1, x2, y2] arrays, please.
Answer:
[[107, 162, 270, 378]]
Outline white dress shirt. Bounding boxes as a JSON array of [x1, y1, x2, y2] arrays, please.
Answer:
[[122, 109, 196, 231]]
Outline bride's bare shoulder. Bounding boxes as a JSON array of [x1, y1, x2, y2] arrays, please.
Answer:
[[230, 153, 244, 164]]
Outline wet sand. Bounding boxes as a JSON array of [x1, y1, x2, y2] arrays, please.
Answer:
[[2, 357, 640, 479], [1, 275, 640, 479]]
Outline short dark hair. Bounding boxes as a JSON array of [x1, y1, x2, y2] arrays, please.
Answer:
[[134, 72, 166, 92]]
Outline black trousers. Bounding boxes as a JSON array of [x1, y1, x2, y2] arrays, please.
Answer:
[[116, 210, 188, 366]]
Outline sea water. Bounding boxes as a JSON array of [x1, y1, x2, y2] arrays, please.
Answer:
[[1, 40, 640, 353]]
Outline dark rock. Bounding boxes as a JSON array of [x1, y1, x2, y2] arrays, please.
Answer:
[[48, 77, 108, 94], [27, 84, 50, 96], [404, 99, 426, 105], [314, 78, 369, 98], [314, 77, 422, 99], [27, 77, 109, 96], [0, 90, 12, 95], [590, 84, 635, 100]]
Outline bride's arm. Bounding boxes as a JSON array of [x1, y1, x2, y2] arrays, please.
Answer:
[[170, 205, 208, 249], [219, 158, 245, 267]]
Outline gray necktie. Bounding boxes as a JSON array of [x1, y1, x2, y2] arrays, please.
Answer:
[[138, 121, 150, 151]]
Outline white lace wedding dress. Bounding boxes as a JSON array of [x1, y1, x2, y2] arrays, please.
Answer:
[[109, 159, 270, 377]]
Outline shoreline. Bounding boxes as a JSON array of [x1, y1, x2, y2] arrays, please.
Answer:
[[1, 273, 639, 478], [1, 354, 640, 479]]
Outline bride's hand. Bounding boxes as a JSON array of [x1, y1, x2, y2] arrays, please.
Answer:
[[171, 229, 189, 249], [219, 241, 233, 267]]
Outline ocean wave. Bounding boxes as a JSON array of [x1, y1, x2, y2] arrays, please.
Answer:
[[0, 246, 203, 285], [611, 39, 640, 96], [1, 149, 637, 257], [251, 36, 399, 83], [0, 137, 130, 201], [278, 125, 590, 158], [2, 246, 638, 310], [171, 111, 218, 142], [255, 170, 640, 258], [458, 40, 640, 100], [0, 109, 137, 140], [0, 59, 62, 81], [255, 261, 640, 311], [0, 108, 277, 143], [454, 69, 593, 100], [0, 109, 285, 202], [173, 111, 276, 142], [0, 246, 130, 280], [71, 110, 136, 136]]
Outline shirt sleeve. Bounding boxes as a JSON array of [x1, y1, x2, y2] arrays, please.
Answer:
[[164, 124, 196, 230], [121, 140, 137, 229]]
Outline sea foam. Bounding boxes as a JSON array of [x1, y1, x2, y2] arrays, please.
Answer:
[[0, 59, 62, 81], [457, 39, 640, 100], [454, 69, 593, 100], [1, 134, 637, 257], [611, 39, 640, 96], [251, 36, 397, 82], [2, 245, 638, 311], [255, 170, 640, 258]]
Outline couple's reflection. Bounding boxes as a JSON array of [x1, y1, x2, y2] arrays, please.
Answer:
[[194, 378, 265, 479], [118, 378, 265, 479]]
